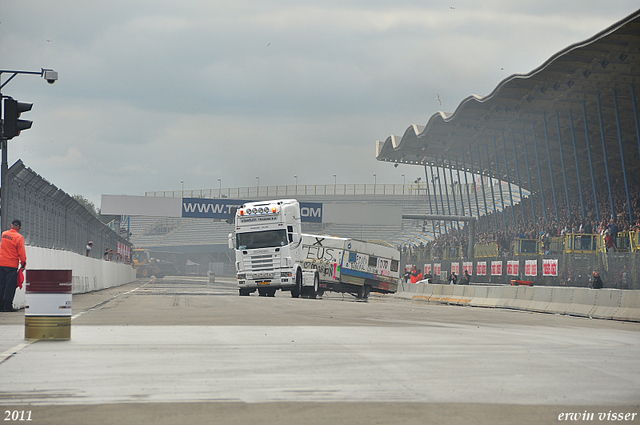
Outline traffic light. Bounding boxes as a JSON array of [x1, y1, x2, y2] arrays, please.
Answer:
[[3, 97, 33, 140]]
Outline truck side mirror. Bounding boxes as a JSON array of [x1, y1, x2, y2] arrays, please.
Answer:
[[228, 233, 234, 249]]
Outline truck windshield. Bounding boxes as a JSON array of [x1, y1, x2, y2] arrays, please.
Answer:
[[237, 229, 288, 250]]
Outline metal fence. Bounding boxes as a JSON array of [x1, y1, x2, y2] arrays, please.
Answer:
[[145, 182, 487, 199], [5, 160, 132, 258]]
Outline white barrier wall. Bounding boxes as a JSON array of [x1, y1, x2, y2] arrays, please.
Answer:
[[397, 283, 640, 322], [12, 246, 137, 309]]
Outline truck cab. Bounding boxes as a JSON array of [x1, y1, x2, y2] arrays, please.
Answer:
[[229, 199, 319, 297]]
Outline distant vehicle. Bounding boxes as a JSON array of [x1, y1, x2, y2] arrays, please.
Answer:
[[132, 248, 180, 278], [228, 199, 400, 299]]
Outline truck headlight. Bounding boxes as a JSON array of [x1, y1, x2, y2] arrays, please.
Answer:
[[281, 271, 292, 277], [237, 273, 246, 280]]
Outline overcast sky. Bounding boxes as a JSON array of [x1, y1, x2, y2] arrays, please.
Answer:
[[1, 1, 638, 207]]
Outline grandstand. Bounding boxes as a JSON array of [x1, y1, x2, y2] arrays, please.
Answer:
[[374, 9, 640, 288]]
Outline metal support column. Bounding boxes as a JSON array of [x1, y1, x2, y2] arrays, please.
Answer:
[[455, 156, 466, 217], [543, 113, 560, 222], [613, 88, 633, 223], [438, 157, 451, 217], [522, 128, 536, 225], [492, 135, 508, 227], [532, 121, 548, 224], [429, 166, 439, 216], [448, 157, 459, 216], [468, 149, 483, 230], [485, 145, 499, 230], [435, 164, 446, 232], [424, 165, 437, 236], [500, 129, 516, 226], [460, 154, 473, 218], [555, 111, 572, 222], [477, 145, 489, 231], [569, 109, 586, 219], [633, 84, 640, 164], [510, 130, 525, 224], [582, 101, 600, 222], [596, 92, 615, 219], [448, 156, 461, 233]]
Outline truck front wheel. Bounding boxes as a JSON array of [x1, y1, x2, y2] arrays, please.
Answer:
[[305, 273, 319, 299], [291, 270, 301, 298]]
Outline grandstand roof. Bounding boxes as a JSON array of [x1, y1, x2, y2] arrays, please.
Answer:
[[375, 9, 640, 195]]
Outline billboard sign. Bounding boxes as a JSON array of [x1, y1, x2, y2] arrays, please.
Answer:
[[181, 198, 323, 223]]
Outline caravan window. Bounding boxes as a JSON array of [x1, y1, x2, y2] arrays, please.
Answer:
[[391, 260, 399, 272]]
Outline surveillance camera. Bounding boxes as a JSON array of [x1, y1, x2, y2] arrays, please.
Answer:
[[43, 70, 58, 84]]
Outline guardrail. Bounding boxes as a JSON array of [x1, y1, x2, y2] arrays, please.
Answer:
[[396, 283, 640, 322]]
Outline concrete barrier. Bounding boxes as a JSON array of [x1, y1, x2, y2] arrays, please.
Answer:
[[545, 287, 574, 315], [468, 286, 489, 307], [528, 287, 554, 313], [427, 284, 444, 303], [398, 283, 640, 322], [450, 285, 472, 305], [497, 286, 517, 308], [12, 246, 136, 310], [590, 289, 623, 320], [410, 282, 426, 301], [615, 291, 640, 321], [511, 286, 535, 311], [419, 283, 434, 302], [481, 286, 504, 308], [566, 288, 598, 317]]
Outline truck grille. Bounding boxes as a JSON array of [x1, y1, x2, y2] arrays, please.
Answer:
[[244, 254, 275, 272]]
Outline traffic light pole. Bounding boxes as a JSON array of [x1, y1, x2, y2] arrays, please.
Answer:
[[0, 68, 57, 231], [1, 134, 7, 232]]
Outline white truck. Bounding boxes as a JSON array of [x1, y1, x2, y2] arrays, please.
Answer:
[[229, 199, 400, 299]]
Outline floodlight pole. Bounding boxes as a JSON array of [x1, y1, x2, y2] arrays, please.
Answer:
[[1, 68, 57, 231]]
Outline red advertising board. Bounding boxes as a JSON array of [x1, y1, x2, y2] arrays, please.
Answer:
[[543, 259, 558, 276], [525, 260, 538, 276], [491, 261, 503, 276]]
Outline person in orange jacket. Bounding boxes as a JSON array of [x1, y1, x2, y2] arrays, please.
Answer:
[[410, 265, 419, 284], [0, 219, 27, 312]]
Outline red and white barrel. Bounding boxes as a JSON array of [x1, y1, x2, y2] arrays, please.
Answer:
[[24, 270, 72, 340]]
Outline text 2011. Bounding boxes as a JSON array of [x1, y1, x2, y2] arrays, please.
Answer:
[[4, 411, 32, 421]]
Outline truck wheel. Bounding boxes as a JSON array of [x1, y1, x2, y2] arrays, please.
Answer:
[[291, 270, 301, 298], [258, 288, 268, 297], [142, 267, 151, 278], [239, 289, 251, 296], [268, 288, 276, 297], [307, 273, 319, 299]]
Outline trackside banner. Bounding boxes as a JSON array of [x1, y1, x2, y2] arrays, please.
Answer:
[[181, 198, 323, 223]]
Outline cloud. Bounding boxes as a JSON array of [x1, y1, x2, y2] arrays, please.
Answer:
[[1, 0, 638, 206]]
